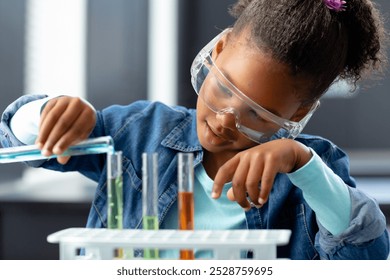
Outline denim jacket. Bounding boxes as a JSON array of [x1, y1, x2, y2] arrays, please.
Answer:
[[1, 95, 389, 259]]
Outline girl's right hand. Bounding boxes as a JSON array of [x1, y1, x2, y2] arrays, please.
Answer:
[[35, 96, 96, 164]]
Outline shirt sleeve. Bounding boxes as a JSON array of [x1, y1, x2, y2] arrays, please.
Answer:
[[9, 96, 53, 145], [9, 95, 96, 145], [287, 148, 351, 235]]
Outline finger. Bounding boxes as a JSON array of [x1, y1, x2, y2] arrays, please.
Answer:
[[39, 100, 73, 155], [226, 187, 235, 201], [42, 100, 85, 155], [245, 159, 263, 208], [57, 156, 71, 165], [36, 98, 61, 148], [212, 156, 239, 199], [52, 109, 95, 154], [231, 158, 252, 210], [258, 162, 277, 205]]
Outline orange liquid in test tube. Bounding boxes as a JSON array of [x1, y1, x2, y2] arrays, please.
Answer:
[[177, 153, 195, 260], [178, 191, 194, 259]]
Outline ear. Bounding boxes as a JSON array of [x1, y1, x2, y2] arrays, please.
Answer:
[[211, 31, 230, 60]]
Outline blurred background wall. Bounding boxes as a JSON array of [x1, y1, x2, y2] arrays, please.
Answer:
[[0, 0, 389, 259]]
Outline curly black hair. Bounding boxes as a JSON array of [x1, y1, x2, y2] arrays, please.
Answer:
[[228, 0, 387, 103]]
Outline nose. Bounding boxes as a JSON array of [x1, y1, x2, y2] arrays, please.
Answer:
[[216, 108, 238, 130]]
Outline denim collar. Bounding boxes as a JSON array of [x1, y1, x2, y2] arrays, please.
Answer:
[[160, 112, 203, 153]]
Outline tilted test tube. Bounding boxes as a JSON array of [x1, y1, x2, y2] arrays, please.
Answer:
[[142, 152, 159, 259], [177, 152, 195, 260], [0, 136, 114, 163]]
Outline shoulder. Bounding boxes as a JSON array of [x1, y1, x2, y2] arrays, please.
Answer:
[[295, 133, 347, 161], [101, 100, 193, 122]]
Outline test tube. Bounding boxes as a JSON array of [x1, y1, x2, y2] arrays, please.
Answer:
[[177, 152, 195, 260], [0, 136, 114, 163], [107, 151, 123, 229], [107, 151, 124, 258], [142, 153, 159, 259]]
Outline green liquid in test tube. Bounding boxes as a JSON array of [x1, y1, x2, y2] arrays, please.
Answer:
[[107, 151, 123, 229], [142, 153, 159, 259], [107, 151, 125, 258]]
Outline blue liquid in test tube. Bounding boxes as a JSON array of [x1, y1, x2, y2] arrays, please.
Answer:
[[0, 136, 114, 163]]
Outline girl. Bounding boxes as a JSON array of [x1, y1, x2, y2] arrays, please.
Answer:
[[1, 0, 389, 259]]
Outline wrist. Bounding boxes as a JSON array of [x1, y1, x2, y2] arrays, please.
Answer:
[[292, 141, 312, 172]]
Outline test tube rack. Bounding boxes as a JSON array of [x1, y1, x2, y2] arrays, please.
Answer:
[[47, 227, 291, 260]]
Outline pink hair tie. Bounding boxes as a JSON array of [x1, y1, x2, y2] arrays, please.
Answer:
[[324, 0, 346, 12]]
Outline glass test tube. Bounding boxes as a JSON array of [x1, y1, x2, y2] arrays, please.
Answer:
[[177, 153, 195, 260], [0, 136, 114, 163], [107, 151, 123, 229], [107, 151, 124, 258], [142, 153, 159, 259]]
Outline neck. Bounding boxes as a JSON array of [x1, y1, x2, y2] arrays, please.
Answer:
[[202, 150, 233, 180]]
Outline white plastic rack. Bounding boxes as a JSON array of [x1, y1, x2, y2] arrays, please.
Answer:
[[47, 227, 291, 260]]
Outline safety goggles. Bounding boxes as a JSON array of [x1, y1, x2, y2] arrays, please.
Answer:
[[191, 29, 319, 144]]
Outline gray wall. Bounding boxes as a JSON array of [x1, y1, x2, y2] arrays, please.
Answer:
[[0, 0, 25, 114], [177, 0, 236, 107], [0, 0, 26, 181], [86, 0, 148, 110]]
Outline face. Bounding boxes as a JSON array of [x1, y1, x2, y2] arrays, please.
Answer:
[[196, 30, 305, 160]]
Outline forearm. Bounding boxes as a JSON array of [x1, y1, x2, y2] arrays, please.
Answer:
[[287, 148, 351, 235]]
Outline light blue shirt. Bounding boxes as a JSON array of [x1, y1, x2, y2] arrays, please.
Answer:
[[161, 164, 246, 231], [288, 149, 351, 235]]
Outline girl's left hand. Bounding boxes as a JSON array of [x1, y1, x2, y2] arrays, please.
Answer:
[[211, 139, 312, 210]]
